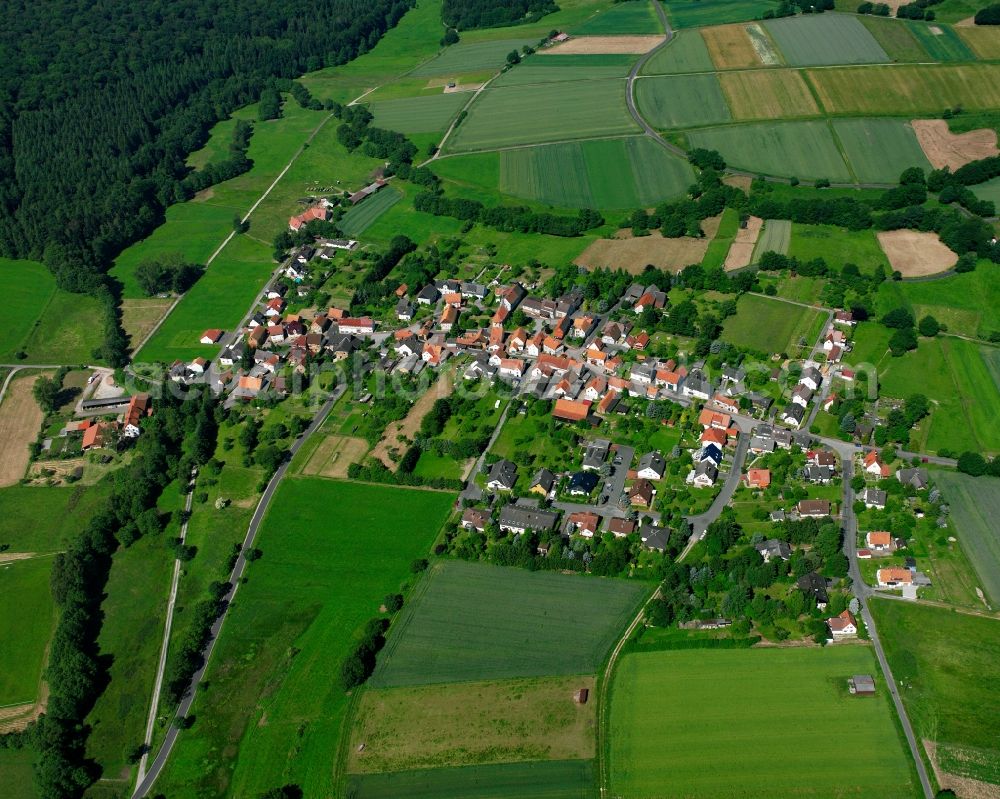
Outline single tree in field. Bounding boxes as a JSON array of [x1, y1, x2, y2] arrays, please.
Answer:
[[918, 314, 939, 337]]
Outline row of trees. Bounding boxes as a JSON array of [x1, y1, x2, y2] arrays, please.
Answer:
[[441, 0, 557, 29]]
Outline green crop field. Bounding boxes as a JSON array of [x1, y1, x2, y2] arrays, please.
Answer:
[[371, 560, 648, 688], [833, 118, 932, 185], [609, 647, 917, 799], [0, 483, 113, 552], [0, 555, 57, 706], [412, 39, 536, 77], [763, 13, 889, 65], [933, 472, 1000, 604], [905, 20, 974, 62], [338, 187, 404, 237], [789, 223, 890, 271], [493, 136, 693, 209], [347, 760, 596, 799], [636, 74, 732, 128], [494, 55, 636, 86], [687, 121, 852, 182], [0, 749, 36, 799], [809, 63, 1000, 115], [973, 175, 1000, 206], [368, 92, 467, 134], [871, 599, 1000, 787], [664, 0, 781, 29], [445, 79, 639, 151], [858, 16, 929, 61], [569, 1, 662, 34], [641, 29, 715, 73], [722, 293, 824, 354], [157, 479, 454, 798], [753, 219, 791, 259]]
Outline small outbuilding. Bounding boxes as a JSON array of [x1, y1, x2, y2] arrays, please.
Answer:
[[848, 675, 876, 695]]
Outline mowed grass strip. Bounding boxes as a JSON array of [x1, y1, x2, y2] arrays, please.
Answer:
[[446, 80, 639, 151], [338, 187, 403, 237], [569, 1, 662, 34], [368, 93, 468, 134], [641, 30, 715, 74], [0, 555, 57, 705], [753, 218, 791, 258], [157, 480, 455, 799], [701, 23, 762, 69], [493, 56, 635, 86], [609, 647, 917, 799], [719, 69, 819, 120], [905, 20, 974, 62], [809, 63, 1000, 115], [859, 16, 930, 62], [932, 472, 1000, 604], [412, 39, 535, 77], [958, 24, 1000, 59], [833, 118, 932, 184], [686, 121, 852, 182], [763, 13, 890, 66], [349, 675, 596, 773], [636, 74, 732, 128], [371, 560, 648, 687], [346, 760, 596, 799], [871, 599, 1000, 784], [665, 0, 780, 29], [721, 292, 824, 353]]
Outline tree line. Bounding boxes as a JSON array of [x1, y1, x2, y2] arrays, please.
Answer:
[[441, 0, 558, 29]]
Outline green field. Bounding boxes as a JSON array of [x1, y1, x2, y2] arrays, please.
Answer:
[[347, 760, 596, 799], [721, 293, 824, 354], [0, 483, 113, 552], [0, 555, 57, 706], [571, 1, 662, 34], [636, 74, 732, 129], [789, 223, 891, 271], [753, 218, 791, 259], [871, 599, 1000, 786], [494, 55, 636, 86], [445, 80, 639, 151], [933, 472, 1000, 605], [833, 118, 931, 185], [0, 749, 36, 799], [905, 20, 974, 62], [641, 29, 715, 73], [763, 13, 890, 66], [369, 92, 467, 134], [371, 560, 648, 688], [664, 0, 781, 29], [687, 121, 852, 183], [158, 479, 455, 798], [972, 175, 1000, 206], [858, 16, 929, 62], [412, 39, 536, 77], [338, 186, 404, 237], [610, 647, 917, 799]]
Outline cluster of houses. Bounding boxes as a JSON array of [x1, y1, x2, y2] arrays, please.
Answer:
[[780, 365, 823, 427], [66, 393, 153, 452]]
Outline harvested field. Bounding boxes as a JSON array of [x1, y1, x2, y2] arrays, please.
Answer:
[[724, 216, 763, 270], [702, 24, 761, 69], [720, 69, 819, 120], [877, 230, 958, 277], [723, 174, 753, 193], [575, 216, 721, 273], [912, 119, 1000, 171], [540, 35, 665, 55], [369, 368, 454, 468], [121, 298, 173, 351], [348, 676, 596, 773], [0, 373, 47, 486], [301, 434, 369, 478]]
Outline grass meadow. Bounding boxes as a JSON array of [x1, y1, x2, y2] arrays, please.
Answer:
[[569, 1, 662, 34], [371, 560, 648, 688], [905, 20, 974, 62], [932, 472, 1000, 605], [753, 219, 791, 259], [721, 293, 824, 354], [0, 750, 36, 799], [0, 482, 113, 551], [445, 80, 639, 151], [858, 16, 930, 62], [789, 223, 890, 271], [609, 647, 917, 799], [368, 92, 467, 134], [157, 479, 454, 799], [636, 74, 732, 128], [833, 118, 931, 185], [411, 39, 536, 77], [338, 187, 404, 237], [763, 13, 890, 66], [686, 121, 852, 182], [641, 30, 715, 73], [0, 555, 57, 706], [972, 175, 1000, 206], [494, 55, 635, 86], [347, 760, 596, 799], [871, 599, 1000, 787], [664, 0, 781, 29]]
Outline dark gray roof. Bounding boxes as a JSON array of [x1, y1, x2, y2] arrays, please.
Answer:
[[499, 504, 559, 531], [488, 459, 518, 490], [638, 451, 666, 476], [639, 524, 669, 552], [531, 468, 556, 492], [568, 471, 599, 494]]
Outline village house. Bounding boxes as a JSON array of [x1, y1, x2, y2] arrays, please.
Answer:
[[200, 329, 223, 345], [800, 367, 823, 392], [863, 450, 891, 478], [877, 567, 913, 587], [82, 420, 120, 451], [690, 460, 718, 488], [746, 468, 771, 489], [529, 468, 556, 497], [865, 531, 895, 552], [461, 507, 490, 533], [339, 317, 374, 336], [896, 467, 929, 490], [797, 572, 829, 609], [498, 504, 559, 535], [288, 205, 328, 231], [582, 438, 611, 470], [121, 393, 152, 438], [629, 478, 655, 507], [797, 499, 831, 518], [486, 459, 518, 492], [639, 524, 669, 552], [828, 610, 858, 640], [553, 398, 591, 422], [568, 471, 599, 497], [860, 488, 887, 509], [608, 518, 636, 538], [568, 511, 600, 538], [755, 538, 791, 563], [637, 451, 666, 480]]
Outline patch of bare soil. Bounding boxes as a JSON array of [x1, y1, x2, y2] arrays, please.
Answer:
[[924, 739, 1000, 799], [723, 174, 753, 194], [877, 229, 958, 277], [369, 369, 454, 468], [27, 457, 88, 486], [540, 35, 665, 55], [724, 215, 763, 271], [913, 119, 1000, 170], [0, 682, 48, 734], [576, 215, 721, 274], [121, 298, 175, 351], [443, 82, 482, 93], [192, 186, 215, 202], [0, 552, 36, 564], [0, 373, 48, 487], [955, 15, 977, 27]]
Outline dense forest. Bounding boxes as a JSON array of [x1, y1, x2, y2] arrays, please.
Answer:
[[442, 0, 558, 29], [0, 0, 413, 360]]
